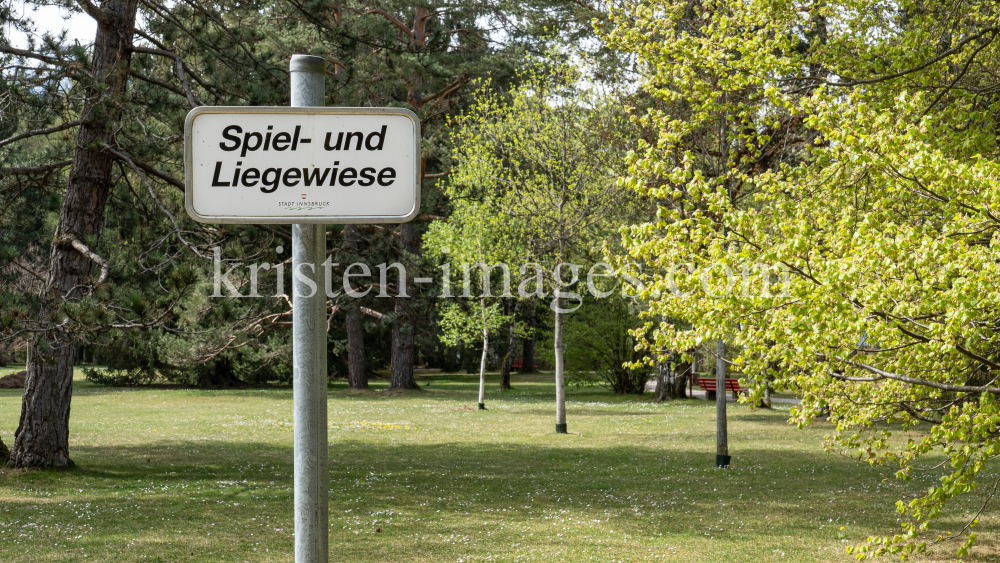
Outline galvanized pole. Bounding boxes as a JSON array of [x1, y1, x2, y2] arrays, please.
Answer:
[[290, 54, 328, 563]]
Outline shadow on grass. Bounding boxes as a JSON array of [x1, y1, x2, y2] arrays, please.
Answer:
[[2, 435, 994, 561]]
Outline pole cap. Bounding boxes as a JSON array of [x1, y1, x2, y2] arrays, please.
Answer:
[[290, 54, 326, 74]]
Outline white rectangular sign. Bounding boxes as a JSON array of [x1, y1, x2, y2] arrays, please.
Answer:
[[184, 107, 420, 224]]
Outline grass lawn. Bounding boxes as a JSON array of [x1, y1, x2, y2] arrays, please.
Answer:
[[0, 365, 996, 562]]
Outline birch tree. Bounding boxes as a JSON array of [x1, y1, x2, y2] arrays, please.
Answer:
[[447, 67, 633, 433], [426, 200, 517, 409]]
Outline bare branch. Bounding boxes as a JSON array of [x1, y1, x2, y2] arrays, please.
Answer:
[[360, 307, 384, 320], [60, 234, 110, 285], [422, 171, 450, 179]]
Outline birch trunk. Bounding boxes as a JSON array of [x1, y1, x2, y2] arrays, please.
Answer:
[[554, 302, 566, 433], [478, 297, 488, 409]]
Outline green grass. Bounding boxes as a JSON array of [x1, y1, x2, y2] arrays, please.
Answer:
[[0, 366, 995, 562]]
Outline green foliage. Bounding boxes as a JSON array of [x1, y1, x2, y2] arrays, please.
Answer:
[[448, 65, 636, 271], [605, 0, 1000, 556], [83, 365, 158, 387], [438, 302, 511, 348], [558, 294, 650, 394]]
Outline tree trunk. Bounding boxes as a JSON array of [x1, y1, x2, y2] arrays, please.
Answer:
[[498, 298, 521, 390], [345, 307, 368, 389], [674, 361, 692, 399], [761, 361, 777, 408], [478, 297, 488, 409], [554, 303, 566, 433], [388, 221, 419, 389], [11, 0, 140, 469], [388, 8, 430, 390], [520, 300, 537, 373], [343, 225, 368, 390], [198, 358, 247, 389], [654, 359, 668, 401], [0, 435, 9, 465], [715, 339, 729, 467]]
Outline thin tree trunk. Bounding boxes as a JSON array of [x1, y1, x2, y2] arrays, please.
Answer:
[[11, 0, 140, 469], [762, 370, 773, 409], [520, 300, 536, 373], [478, 298, 488, 409], [389, 221, 419, 389], [689, 350, 697, 398], [499, 298, 521, 390], [554, 304, 566, 433], [345, 307, 367, 389], [343, 225, 367, 389], [716, 339, 729, 467]]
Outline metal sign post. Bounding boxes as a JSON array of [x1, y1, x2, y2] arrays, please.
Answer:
[[183, 54, 420, 563], [290, 54, 329, 563]]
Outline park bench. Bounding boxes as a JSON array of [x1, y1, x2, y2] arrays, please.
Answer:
[[510, 359, 537, 371], [697, 377, 747, 401]]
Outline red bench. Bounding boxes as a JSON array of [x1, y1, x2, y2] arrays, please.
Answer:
[[698, 377, 747, 401], [510, 359, 538, 371]]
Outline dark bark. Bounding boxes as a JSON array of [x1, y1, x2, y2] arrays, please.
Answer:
[[0, 435, 9, 465], [343, 225, 368, 389], [388, 221, 419, 389], [346, 306, 368, 389], [10, 0, 140, 469], [198, 358, 248, 389], [498, 299, 522, 390], [387, 8, 429, 391], [519, 300, 537, 373]]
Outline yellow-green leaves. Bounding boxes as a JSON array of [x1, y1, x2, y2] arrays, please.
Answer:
[[606, 0, 1000, 557]]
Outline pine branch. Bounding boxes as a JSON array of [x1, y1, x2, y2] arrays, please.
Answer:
[[0, 121, 83, 150], [130, 46, 202, 107], [2, 160, 73, 176]]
